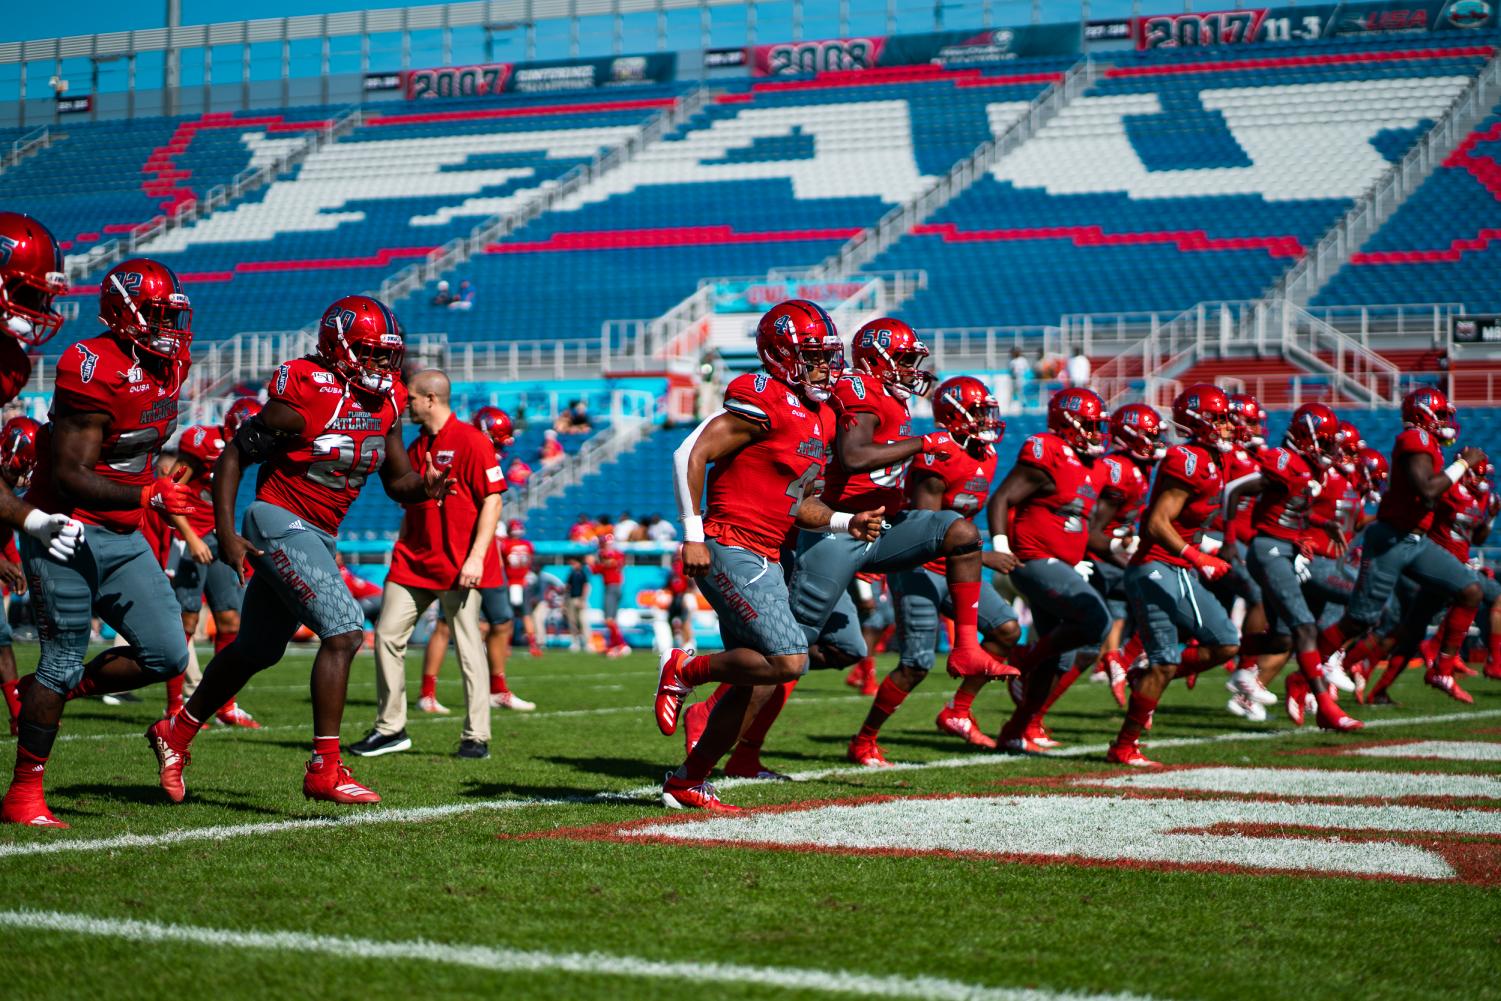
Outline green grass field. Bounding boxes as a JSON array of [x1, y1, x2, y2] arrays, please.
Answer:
[[2, 644, 1499, 1001]]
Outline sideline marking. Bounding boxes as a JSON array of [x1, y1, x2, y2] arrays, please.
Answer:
[[1073, 766, 1501, 800], [4, 708, 1499, 860], [0, 908, 1168, 1001], [1349, 740, 1501, 762]]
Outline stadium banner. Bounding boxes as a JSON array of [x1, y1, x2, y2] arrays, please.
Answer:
[[749, 24, 1079, 77], [1134, 0, 1494, 49], [712, 279, 870, 313], [1452, 314, 1501, 343], [403, 52, 676, 100]]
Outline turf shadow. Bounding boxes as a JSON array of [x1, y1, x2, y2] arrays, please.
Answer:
[[539, 753, 666, 781], [46, 782, 285, 815]]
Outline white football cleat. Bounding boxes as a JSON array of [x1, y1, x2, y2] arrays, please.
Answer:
[[1226, 668, 1277, 706], [1321, 651, 1357, 693], [492, 691, 535, 711], [1226, 693, 1268, 723], [417, 695, 450, 715]]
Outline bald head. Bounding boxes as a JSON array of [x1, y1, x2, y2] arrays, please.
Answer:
[[405, 368, 453, 433], [409, 368, 451, 402]]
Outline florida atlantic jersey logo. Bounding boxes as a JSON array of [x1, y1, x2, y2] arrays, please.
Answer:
[[75, 343, 99, 383]]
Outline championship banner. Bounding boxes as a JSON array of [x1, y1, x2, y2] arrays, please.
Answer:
[[750, 24, 1079, 77], [712, 280, 870, 313], [1135, 0, 1493, 49], [404, 52, 676, 100]]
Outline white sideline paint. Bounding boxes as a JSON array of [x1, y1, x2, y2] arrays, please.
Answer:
[[7, 708, 1500, 860], [0, 909, 1164, 1001], [1073, 766, 1501, 800], [623, 793, 1499, 879], [1349, 741, 1501, 762]]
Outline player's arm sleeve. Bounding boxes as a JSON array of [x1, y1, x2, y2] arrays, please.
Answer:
[[673, 409, 725, 520]]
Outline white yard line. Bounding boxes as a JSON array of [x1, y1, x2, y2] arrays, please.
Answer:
[[0, 908, 1167, 1001]]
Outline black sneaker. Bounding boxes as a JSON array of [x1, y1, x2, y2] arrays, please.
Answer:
[[347, 729, 412, 757], [456, 739, 489, 760]]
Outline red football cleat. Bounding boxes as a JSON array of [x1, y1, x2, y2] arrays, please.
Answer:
[[682, 699, 709, 756], [215, 703, 261, 729], [860, 669, 879, 696], [654, 647, 695, 736], [1315, 692, 1363, 732], [1103, 650, 1129, 708], [303, 760, 381, 804], [1426, 656, 1474, 704], [1024, 719, 1062, 749], [145, 718, 190, 803], [1106, 741, 1161, 767], [847, 735, 893, 768], [528, 640, 544, 658], [946, 645, 1017, 678], [0, 789, 68, 828], [661, 772, 740, 810], [935, 706, 997, 749], [1285, 672, 1310, 727], [1485, 659, 1501, 682]]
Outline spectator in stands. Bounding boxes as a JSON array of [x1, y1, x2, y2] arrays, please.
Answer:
[[513, 400, 528, 431], [555, 399, 592, 435], [615, 511, 641, 542], [431, 280, 454, 308], [539, 429, 565, 469], [1067, 347, 1091, 389], [448, 280, 475, 312], [564, 556, 590, 652], [1008, 347, 1032, 406], [646, 514, 678, 543], [568, 513, 596, 544], [506, 456, 532, 488]]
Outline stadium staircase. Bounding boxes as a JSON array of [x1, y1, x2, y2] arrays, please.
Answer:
[[0, 126, 53, 175]]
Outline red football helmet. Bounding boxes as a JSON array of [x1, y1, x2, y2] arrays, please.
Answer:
[[1335, 419, 1364, 475], [932, 375, 1003, 451], [755, 300, 843, 403], [1173, 384, 1234, 452], [1285, 403, 1340, 468], [100, 258, 192, 360], [222, 397, 262, 441], [851, 317, 933, 400], [176, 423, 225, 469], [472, 406, 515, 450], [0, 212, 67, 347], [1110, 402, 1166, 461], [1354, 446, 1389, 497], [316, 294, 405, 396], [1227, 393, 1266, 448], [0, 415, 40, 488], [1465, 455, 1491, 493], [1401, 387, 1457, 442], [1047, 388, 1108, 457]]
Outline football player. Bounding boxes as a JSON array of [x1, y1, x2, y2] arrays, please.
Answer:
[[1230, 404, 1361, 731], [0, 415, 41, 731], [146, 294, 450, 806], [1314, 388, 1487, 697], [987, 388, 1113, 754], [1108, 385, 1243, 767], [657, 300, 881, 809], [1213, 393, 1271, 693], [879, 376, 1019, 752], [4, 259, 199, 827]]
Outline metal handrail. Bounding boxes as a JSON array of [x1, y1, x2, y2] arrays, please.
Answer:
[[0, 126, 50, 174]]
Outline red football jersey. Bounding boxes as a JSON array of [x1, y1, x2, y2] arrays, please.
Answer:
[[1134, 443, 1224, 568], [28, 334, 188, 534], [704, 371, 832, 560], [501, 537, 535, 587], [1011, 432, 1099, 565], [822, 371, 913, 516], [1428, 480, 1488, 562], [1378, 428, 1445, 534], [593, 546, 625, 586], [0, 337, 30, 407], [388, 414, 506, 591], [1218, 445, 1258, 540], [1096, 451, 1151, 536], [1304, 468, 1360, 558], [174, 424, 225, 538], [1250, 447, 1318, 543], [254, 357, 406, 535], [909, 433, 998, 574]]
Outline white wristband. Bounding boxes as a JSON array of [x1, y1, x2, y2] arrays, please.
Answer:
[[829, 512, 853, 535], [991, 534, 1012, 555], [682, 515, 705, 543], [1443, 459, 1469, 485]]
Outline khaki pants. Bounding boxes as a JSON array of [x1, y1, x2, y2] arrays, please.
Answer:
[[565, 596, 589, 650], [374, 580, 490, 743]]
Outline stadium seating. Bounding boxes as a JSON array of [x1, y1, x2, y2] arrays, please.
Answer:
[[870, 36, 1495, 328], [1315, 96, 1501, 312]]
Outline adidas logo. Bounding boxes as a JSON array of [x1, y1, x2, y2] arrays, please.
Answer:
[[287, 519, 306, 531], [1269, 546, 1281, 557]]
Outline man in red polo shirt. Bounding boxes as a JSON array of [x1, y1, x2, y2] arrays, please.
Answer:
[[591, 534, 629, 657], [350, 369, 505, 760]]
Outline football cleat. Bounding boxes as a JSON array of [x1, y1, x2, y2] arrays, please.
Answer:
[[662, 772, 740, 811], [1103, 650, 1129, 707], [0, 791, 68, 828], [860, 668, 879, 697], [1285, 673, 1310, 727], [529, 640, 544, 658], [935, 706, 997, 749], [1484, 659, 1501, 681], [724, 751, 792, 782], [1025, 720, 1062, 749], [418, 695, 450, 714], [1227, 667, 1278, 707], [492, 692, 535, 712], [1321, 651, 1357, 693], [845, 659, 872, 690], [998, 734, 1047, 755], [946, 645, 1018, 678], [1426, 658, 1474, 704], [145, 718, 190, 803], [1315, 694, 1363, 732], [607, 644, 632, 659], [303, 760, 381, 804], [846, 735, 894, 768], [1226, 693, 1268, 723], [1106, 742, 1161, 768], [215, 704, 261, 729], [654, 647, 695, 736]]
